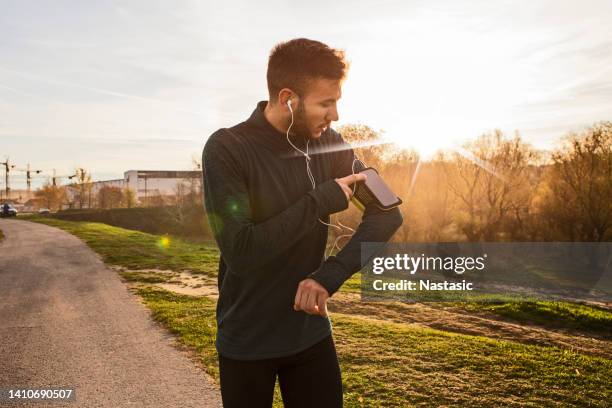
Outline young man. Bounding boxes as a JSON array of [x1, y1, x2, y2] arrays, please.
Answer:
[[202, 38, 403, 407]]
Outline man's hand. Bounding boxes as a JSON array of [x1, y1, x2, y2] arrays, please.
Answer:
[[335, 173, 367, 201], [294, 278, 330, 317]]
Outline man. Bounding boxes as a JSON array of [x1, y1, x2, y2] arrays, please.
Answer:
[[202, 38, 403, 407]]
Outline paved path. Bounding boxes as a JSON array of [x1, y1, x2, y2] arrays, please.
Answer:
[[0, 219, 222, 407]]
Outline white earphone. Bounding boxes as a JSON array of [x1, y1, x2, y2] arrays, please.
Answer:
[[284, 96, 362, 258], [286, 98, 311, 161]]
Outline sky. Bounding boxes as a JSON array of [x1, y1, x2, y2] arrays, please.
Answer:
[[1, 0, 611, 190]]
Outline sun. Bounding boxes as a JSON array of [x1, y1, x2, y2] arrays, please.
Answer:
[[336, 15, 536, 160], [382, 121, 462, 160]]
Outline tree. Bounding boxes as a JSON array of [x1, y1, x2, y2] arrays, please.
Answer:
[[412, 156, 455, 241], [191, 155, 204, 206], [97, 186, 124, 209], [123, 187, 136, 208], [382, 148, 420, 242], [336, 124, 392, 171], [34, 182, 67, 211], [333, 124, 419, 243], [70, 168, 93, 209], [445, 130, 540, 241], [541, 121, 612, 241]]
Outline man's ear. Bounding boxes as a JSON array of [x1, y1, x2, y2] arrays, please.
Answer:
[[279, 88, 297, 110]]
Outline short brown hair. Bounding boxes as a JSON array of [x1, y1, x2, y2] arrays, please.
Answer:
[[267, 38, 349, 104]]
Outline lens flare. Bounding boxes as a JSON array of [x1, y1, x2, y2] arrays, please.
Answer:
[[158, 236, 171, 249]]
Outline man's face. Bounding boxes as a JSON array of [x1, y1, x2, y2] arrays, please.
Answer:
[[291, 78, 341, 140]]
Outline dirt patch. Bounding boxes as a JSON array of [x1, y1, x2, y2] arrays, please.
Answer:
[[328, 292, 612, 359], [113, 266, 611, 359], [113, 266, 219, 299], [156, 280, 219, 299]]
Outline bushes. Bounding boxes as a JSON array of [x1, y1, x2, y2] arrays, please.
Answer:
[[53, 205, 214, 240]]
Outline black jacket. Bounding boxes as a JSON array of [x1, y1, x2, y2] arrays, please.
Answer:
[[202, 101, 403, 360]]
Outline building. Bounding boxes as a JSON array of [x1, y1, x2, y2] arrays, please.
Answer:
[[0, 188, 36, 203], [123, 170, 202, 203], [64, 170, 202, 208]]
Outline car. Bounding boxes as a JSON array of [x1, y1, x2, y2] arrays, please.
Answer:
[[1, 203, 18, 217], [38, 208, 51, 214]]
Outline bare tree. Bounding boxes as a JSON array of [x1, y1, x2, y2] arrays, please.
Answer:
[[71, 168, 92, 209], [541, 121, 612, 241], [420, 157, 455, 241], [336, 124, 391, 170], [34, 182, 67, 211], [97, 186, 124, 209], [123, 187, 136, 208], [445, 130, 540, 241]]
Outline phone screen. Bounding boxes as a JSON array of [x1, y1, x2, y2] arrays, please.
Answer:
[[360, 168, 400, 207]]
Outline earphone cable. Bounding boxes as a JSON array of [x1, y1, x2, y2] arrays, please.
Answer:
[[286, 102, 359, 257]]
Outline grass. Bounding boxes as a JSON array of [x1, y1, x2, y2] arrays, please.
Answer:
[[461, 300, 612, 337], [23, 215, 220, 277], [18, 216, 612, 406], [138, 286, 611, 407], [343, 273, 362, 293], [119, 270, 179, 283], [22, 215, 612, 336]]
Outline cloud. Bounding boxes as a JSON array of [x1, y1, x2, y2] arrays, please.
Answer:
[[1, 0, 610, 184]]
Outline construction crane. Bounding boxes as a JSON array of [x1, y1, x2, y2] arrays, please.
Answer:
[[14, 163, 43, 192], [1, 157, 16, 200], [51, 169, 77, 186]]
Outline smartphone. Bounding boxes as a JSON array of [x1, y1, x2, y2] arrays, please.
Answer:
[[350, 167, 402, 211]]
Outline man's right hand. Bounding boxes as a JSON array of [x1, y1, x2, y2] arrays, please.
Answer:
[[334, 173, 367, 201]]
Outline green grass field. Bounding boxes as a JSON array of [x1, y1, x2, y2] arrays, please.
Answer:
[[21, 216, 220, 276], [20, 216, 612, 407], [139, 286, 610, 407], [460, 300, 612, 335]]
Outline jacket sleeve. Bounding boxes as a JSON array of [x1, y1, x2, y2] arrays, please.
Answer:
[[202, 130, 349, 275], [307, 132, 404, 296]]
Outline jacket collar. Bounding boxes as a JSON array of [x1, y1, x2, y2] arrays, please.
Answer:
[[246, 101, 309, 156]]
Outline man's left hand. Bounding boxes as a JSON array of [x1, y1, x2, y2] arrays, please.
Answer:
[[294, 278, 329, 317]]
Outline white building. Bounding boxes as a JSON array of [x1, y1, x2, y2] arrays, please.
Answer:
[[64, 169, 202, 208], [123, 170, 202, 203], [91, 178, 125, 194]]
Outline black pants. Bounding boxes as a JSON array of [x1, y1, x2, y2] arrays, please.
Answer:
[[218, 335, 343, 408]]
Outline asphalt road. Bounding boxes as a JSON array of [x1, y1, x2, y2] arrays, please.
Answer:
[[0, 219, 222, 407]]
